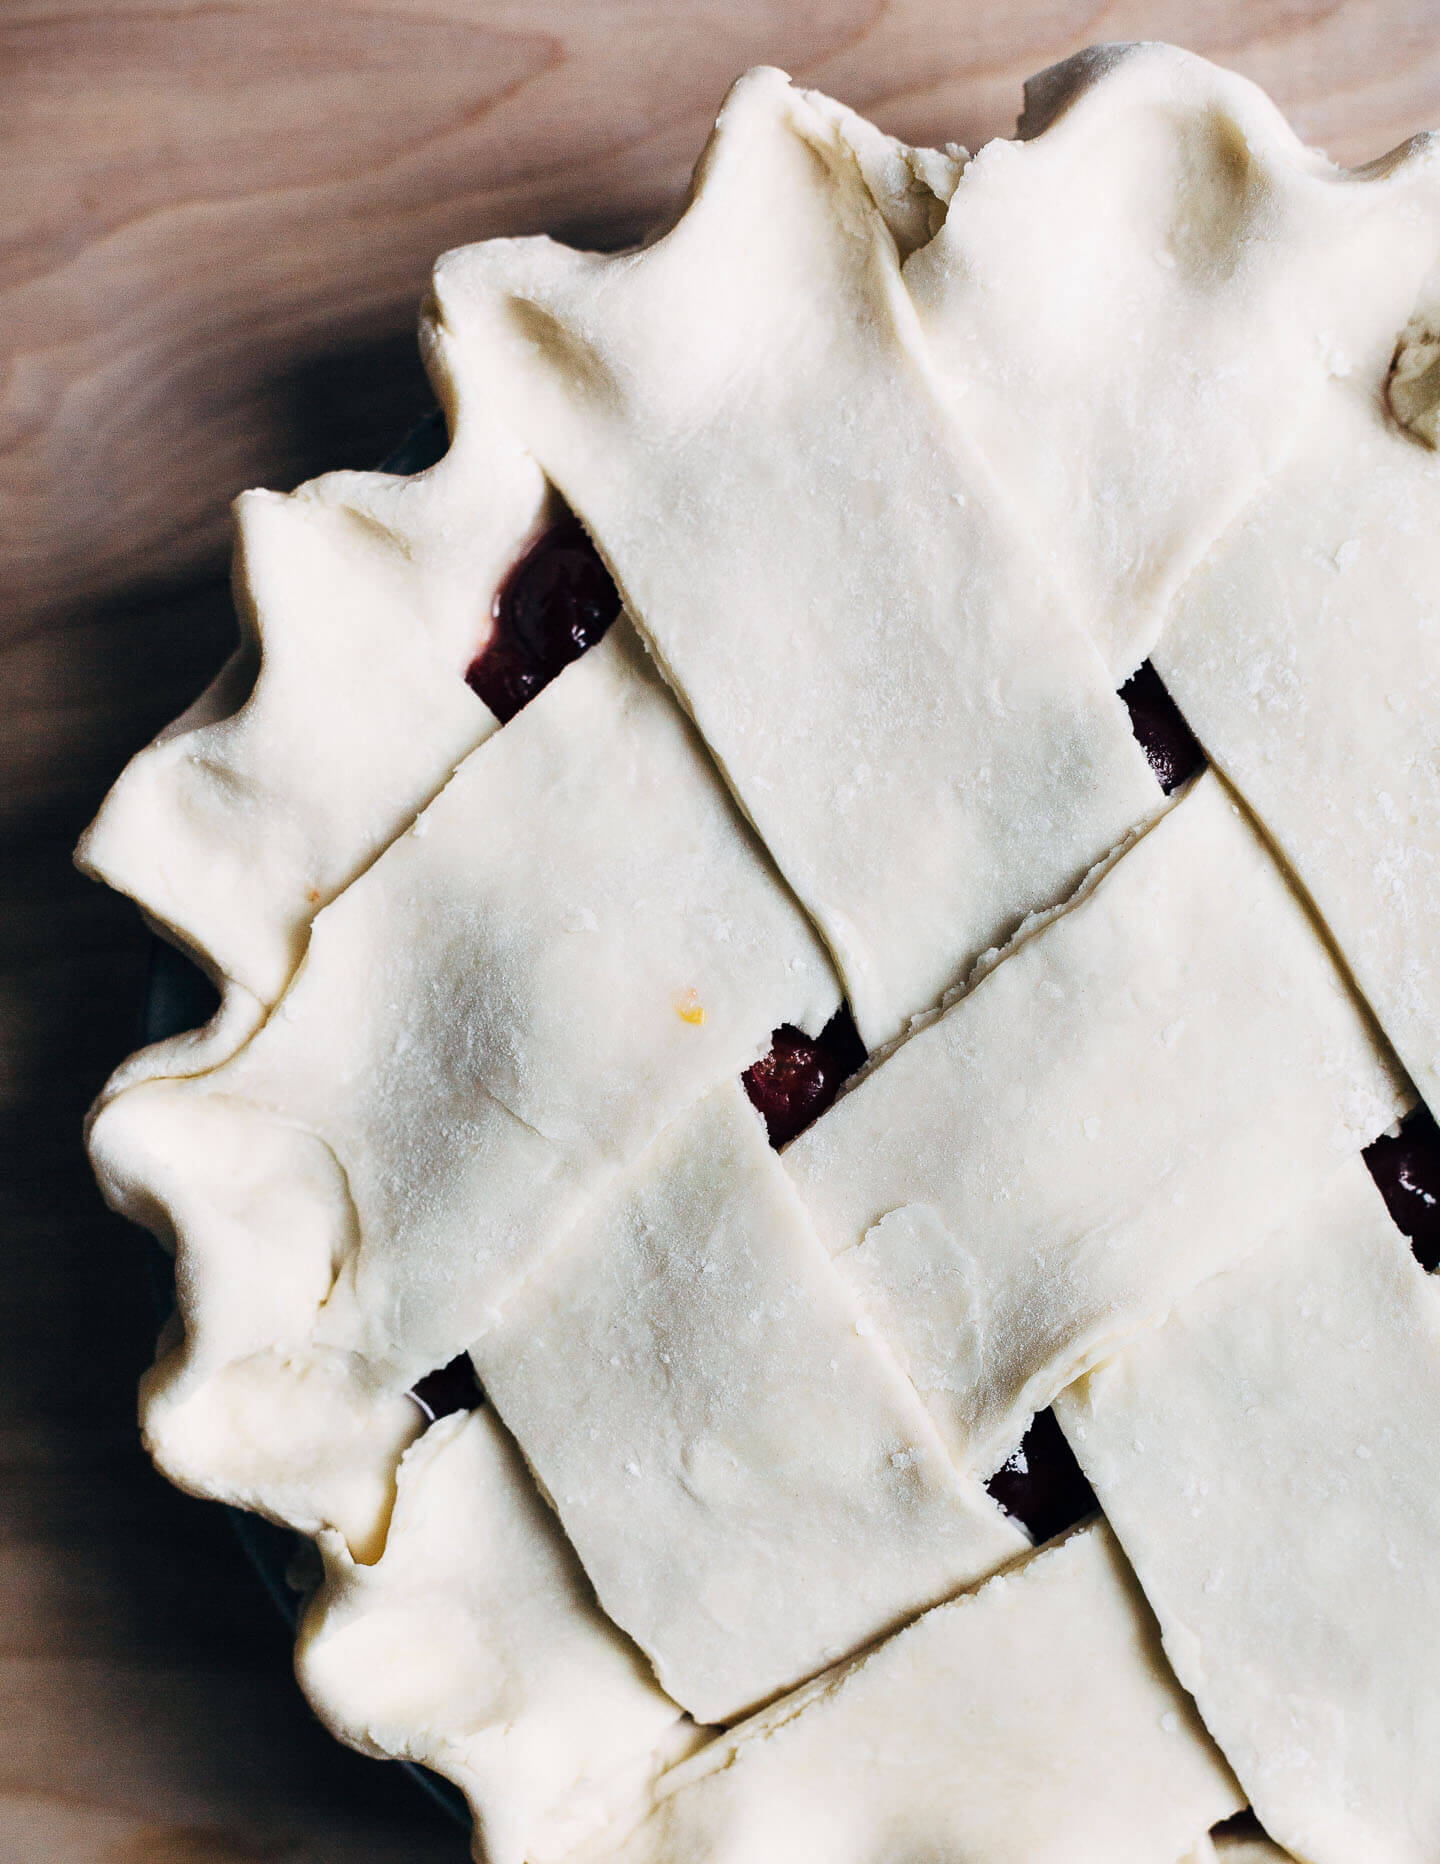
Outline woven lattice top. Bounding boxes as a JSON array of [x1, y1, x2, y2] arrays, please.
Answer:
[[78, 42, 1440, 1864]]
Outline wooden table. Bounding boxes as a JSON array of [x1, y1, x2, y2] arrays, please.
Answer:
[[5, 3, 1440, 1856]]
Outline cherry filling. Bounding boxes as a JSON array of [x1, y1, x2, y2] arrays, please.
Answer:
[[408, 1354, 484, 1422], [1119, 661, 1205, 794], [1364, 1106, 1440, 1273], [1212, 1810, 1268, 1841], [465, 514, 621, 722], [743, 1008, 869, 1148], [985, 1408, 1098, 1545]]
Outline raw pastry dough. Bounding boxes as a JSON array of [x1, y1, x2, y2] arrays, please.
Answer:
[[476, 1080, 1023, 1722], [71, 43, 1440, 1864], [908, 41, 1440, 678], [1056, 1158, 1440, 1864], [574, 1523, 1242, 1864], [430, 66, 1161, 1047], [296, 1408, 697, 1864], [89, 620, 839, 1407], [1156, 392, 1440, 1114], [785, 773, 1407, 1474], [91, 1082, 422, 1559], [77, 420, 546, 1004]]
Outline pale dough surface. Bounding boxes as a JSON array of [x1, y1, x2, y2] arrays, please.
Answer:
[[86, 619, 835, 1557], [1056, 1159, 1440, 1864], [77, 421, 546, 1005], [577, 1523, 1241, 1864], [785, 772, 1407, 1475], [68, 42, 1440, 1863], [907, 41, 1440, 680], [431, 65, 1161, 1048], [90, 620, 838, 1403], [1156, 390, 1440, 1115], [90, 1082, 422, 1560], [477, 1080, 1023, 1723], [296, 1408, 696, 1864]]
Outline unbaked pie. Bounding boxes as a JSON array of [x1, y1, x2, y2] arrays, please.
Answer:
[[78, 40, 1440, 1864]]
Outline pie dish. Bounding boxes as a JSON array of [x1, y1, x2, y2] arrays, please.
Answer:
[[76, 40, 1440, 1864]]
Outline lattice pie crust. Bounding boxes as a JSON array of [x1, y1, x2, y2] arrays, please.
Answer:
[[76, 41, 1440, 1864]]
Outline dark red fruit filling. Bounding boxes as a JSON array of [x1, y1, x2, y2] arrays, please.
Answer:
[[1212, 1811, 1267, 1840], [408, 1354, 484, 1422], [743, 1008, 868, 1148], [1119, 661, 1205, 794], [1364, 1105, 1440, 1272], [465, 514, 621, 722], [985, 1408, 1098, 1545]]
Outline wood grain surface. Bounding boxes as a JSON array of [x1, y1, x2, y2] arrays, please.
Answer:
[[6, 3, 1440, 1858]]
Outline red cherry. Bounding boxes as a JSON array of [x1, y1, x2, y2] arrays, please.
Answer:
[[1364, 1106, 1440, 1272], [1119, 661, 1205, 794], [743, 1008, 867, 1149], [466, 514, 621, 722], [1211, 1812, 1268, 1841], [985, 1408, 1098, 1544], [408, 1354, 483, 1422]]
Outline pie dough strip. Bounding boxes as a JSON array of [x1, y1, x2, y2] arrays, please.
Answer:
[[296, 1407, 700, 1864], [76, 415, 546, 1008], [90, 620, 839, 1418], [1055, 1158, 1440, 1864], [474, 1080, 1024, 1725], [429, 66, 1161, 1049], [906, 41, 1440, 681], [1154, 390, 1440, 1116], [575, 1522, 1242, 1864], [784, 772, 1408, 1477]]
